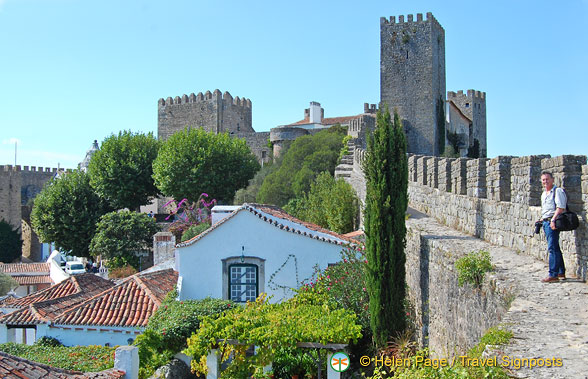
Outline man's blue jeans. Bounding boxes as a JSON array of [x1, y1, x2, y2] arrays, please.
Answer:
[[543, 220, 566, 278]]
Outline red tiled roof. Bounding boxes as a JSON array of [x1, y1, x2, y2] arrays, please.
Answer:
[[0, 274, 114, 308], [0, 351, 125, 378], [0, 262, 50, 274], [0, 277, 116, 326], [342, 230, 365, 238], [177, 203, 357, 247], [12, 275, 52, 285], [289, 115, 361, 126], [53, 269, 177, 328]]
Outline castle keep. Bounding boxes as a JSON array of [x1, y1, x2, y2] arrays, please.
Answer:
[[380, 12, 486, 157], [157, 89, 253, 140]]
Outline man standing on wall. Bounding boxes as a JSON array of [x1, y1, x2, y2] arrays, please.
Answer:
[[540, 171, 567, 283]]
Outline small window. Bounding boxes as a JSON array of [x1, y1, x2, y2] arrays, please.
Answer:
[[465, 103, 470, 108], [229, 264, 258, 303], [261, 151, 267, 158]]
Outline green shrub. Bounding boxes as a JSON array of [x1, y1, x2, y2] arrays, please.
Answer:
[[181, 222, 211, 242], [0, 342, 115, 372], [455, 250, 493, 288], [35, 336, 62, 347], [135, 291, 233, 378]]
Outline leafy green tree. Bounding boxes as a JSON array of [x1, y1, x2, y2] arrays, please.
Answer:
[[363, 107, 408, 347], [153, 129, 259, 203], [31, 170, 109, 259], [234, 160, 280, 204], [90, 210, 159, 270], [0, 220, 23, 263], [285, 172, 358, 234], [257, 125, 346, 206], [88, 131, 159, 211], [0, 273, 18, 295]]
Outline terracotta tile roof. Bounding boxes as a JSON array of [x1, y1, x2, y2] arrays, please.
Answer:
[[177, 203, 357, 248], [289, 115, 361, 126], [0, 351, 125, 378], [12, 275, 52, 285], [53, 269, 178, 328], [0, 262, 50, 274], [0, 274, 114, 308], [0, 277, 116, 326]]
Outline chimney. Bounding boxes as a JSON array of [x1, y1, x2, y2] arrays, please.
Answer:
[[114, 346, 139, 379], [309, 101, 322, 124], [153, 232, 176, 266]]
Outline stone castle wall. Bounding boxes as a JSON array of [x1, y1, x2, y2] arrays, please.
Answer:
[[405, 215, 510, 357], [0, 165, 62, 260], [233, 131, 272, 165], [346, 150, 588, 280], [0, 166, 22, 230], [380, 13, 446, 155], [157, 90, 253, 141], [406, 153, 588, 280]]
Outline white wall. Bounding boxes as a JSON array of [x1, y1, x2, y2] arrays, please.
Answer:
[[177, 211, 347, 302], [44, 325, 142, 347]]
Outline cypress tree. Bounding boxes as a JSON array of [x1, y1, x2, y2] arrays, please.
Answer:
[[363, 106, 408, 347]]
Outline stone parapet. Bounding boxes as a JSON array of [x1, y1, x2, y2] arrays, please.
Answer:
[[510, 155, 549, 206], [541, 155, 586, 212], [466, 158, 489, 198], [437, 158, 454, 193], [451, 158, 468, 195], [427, 157, 439, 189], [417, 156, 430, 185], [408, 155, 422, 183], [486, 156, 514, 202]]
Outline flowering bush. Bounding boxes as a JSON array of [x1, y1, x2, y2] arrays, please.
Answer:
[[165, 193, 216, 241]]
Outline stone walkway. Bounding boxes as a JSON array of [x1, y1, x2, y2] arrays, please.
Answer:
[[411, 209, 588, 378], [493, 246, 588, 379]]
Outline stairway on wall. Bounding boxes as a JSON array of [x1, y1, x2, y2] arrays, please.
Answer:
[[334, 139, 356, 179]]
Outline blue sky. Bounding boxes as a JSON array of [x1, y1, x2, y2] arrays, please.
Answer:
[[1, 0, 587, 169]]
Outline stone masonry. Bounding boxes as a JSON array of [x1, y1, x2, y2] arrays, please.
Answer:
[[380, 13, 446, 155], [344, 149, 588, 280]]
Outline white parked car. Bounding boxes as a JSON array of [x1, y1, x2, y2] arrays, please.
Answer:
[[65, 262, 86, 275]]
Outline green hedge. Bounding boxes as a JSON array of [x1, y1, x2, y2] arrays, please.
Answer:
[[0, 342, 115, 372]]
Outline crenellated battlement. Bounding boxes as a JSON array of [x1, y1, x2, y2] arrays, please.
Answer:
[[402, 153, 588, 279], [447, 89, 486, 100], [158, 89, 252, 109], [380, 12, 441, 28], [1, 165, 69, 173]]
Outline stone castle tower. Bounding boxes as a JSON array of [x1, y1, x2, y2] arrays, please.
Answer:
[[380, 13, 446, 155], [157, 89, 253, 141], [447, 90, 487, 157]]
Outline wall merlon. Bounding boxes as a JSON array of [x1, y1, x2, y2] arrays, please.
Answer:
[[157, 98, 165, 107], [196, 92, 204, 101], [204, 90, 212, 99], [174, 96, 181, 104], [223, 91, 233, 102], [383, 13, 430, 25]]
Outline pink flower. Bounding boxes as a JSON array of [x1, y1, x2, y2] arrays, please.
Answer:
[[364, 260, 368, 264]]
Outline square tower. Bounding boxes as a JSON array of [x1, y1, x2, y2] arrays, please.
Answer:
[[380, 13, 446, 155]]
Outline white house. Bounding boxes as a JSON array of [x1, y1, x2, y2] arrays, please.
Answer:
[[175, 203, 356, 303]]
